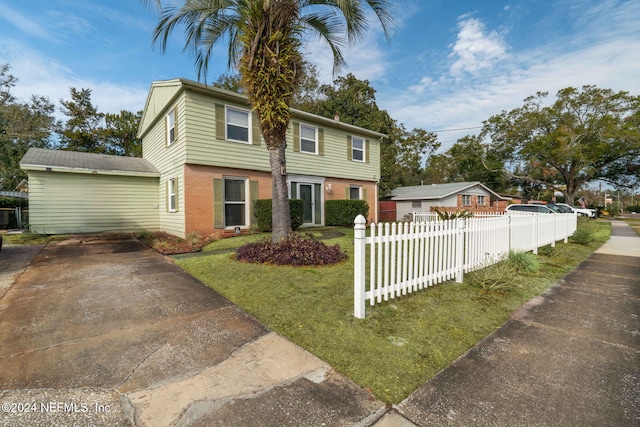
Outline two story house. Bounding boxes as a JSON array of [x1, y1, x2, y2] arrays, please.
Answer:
[[20, 78, 383, 237]]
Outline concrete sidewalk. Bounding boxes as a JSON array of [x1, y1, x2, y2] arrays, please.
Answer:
[[382, 220, 640, 426]]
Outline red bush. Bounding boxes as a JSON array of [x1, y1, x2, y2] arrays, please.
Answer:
[[236, 233, 347, 266]]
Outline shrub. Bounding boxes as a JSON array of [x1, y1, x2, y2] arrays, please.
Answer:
[[506, 250, 540, 273], [466, 259, 524, 292], [325, 200, 369, 227], [627, 205, 640, 213], [432, 207, 472, 220], [0, 197, 28, 208], [571, 228, 594, 245], [254, 199, 303, 232], [236, 233, 347, 266], [606, 204, 620, 217]]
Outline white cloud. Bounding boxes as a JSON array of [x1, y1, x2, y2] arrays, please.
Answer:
[[0, 38, 148, 117], [449, 17, 508, 75], [409, 76, 434, 93], [382, 1, 640, 151], [0, 3, 54, 40]]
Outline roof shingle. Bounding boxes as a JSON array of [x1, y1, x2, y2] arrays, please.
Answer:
[[20, 148, 159, 176]]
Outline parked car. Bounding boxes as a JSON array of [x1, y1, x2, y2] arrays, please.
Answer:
[[506, 204, 557, 214], [531, 202, 573, 213], [556, 203, 597, 218]]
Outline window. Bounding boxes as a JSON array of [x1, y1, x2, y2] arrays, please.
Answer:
[[462, 195, 471, 206], [226, 107, 250, 143], [300, 124, 317, 154], [478, 195, 486, 206], [224, 178, 247, 227], [168, 178, 177, 212], [412, 200, 421, 209], [352, 136, 365, 161], [166, 109, 176, 146], [349, 186, 361, 200]]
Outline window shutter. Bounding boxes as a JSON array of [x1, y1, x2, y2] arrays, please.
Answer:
[[174, 178, 179, 212], [318, 128, 324, 156], [249, 180, 259, 225], [215, 104, 225, 140], [345, 187, 350, 199], [165, 114, 169, 147], [252, 111, 261, 145], [363, 188, 368, 202], [165, 180, 169, 212], [347, 135, 352, 160], [293, 122, 300, 152], [365, 139, 370, 163], [213, 178, 224, 228], [173, 108, 178, 144]]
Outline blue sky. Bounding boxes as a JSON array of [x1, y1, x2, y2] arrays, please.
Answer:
[[1, 0, 639, 149]]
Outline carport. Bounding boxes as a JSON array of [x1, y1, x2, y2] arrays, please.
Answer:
[[20, 148, 160, 234]]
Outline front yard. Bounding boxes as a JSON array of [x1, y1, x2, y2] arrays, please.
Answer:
[[174, 220, 611, 404]]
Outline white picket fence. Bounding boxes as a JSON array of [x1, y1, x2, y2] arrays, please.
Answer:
[[353, 212, 577, 318]]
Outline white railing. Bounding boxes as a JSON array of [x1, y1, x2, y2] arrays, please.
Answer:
[[353, 212, 577, 318]]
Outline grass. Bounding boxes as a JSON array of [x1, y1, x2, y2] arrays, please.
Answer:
[[175, 220, 611, 404], [0, 231, 67, 245]]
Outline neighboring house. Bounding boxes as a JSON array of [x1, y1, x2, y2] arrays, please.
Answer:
[[390, 181, 507, 220], [20, 78, 383, 237]]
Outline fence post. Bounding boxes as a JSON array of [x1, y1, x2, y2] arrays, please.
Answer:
[[455, 218, 465, 283], [354, 214, 367, 319]]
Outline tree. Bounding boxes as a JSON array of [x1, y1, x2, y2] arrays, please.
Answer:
[[0, 64, 56, 190], [58, 88, 143, 156], [58, 88, 106, 153], [104, 110, 143, 157], [145, 0, 394, 242], [422, 135, 513, 192], [482, 86, 640, 203], [309, 73, 439, 196]]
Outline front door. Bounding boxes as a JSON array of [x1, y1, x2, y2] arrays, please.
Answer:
[[299, 184, 314, 224]]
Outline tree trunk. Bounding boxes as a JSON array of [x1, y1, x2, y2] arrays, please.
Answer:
[[269, 145, 291, 242]]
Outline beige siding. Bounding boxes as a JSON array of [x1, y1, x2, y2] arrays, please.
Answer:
[[183, 91, 271, 171], [27, 171, 159, 234], [158, 166, 186, 238], [286, 122, 380, 182], [139, 83, 182, 135], [181, 91, 380, 182]]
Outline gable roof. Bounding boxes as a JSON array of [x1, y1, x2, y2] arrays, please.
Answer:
[[390, 181, 506, 201], [138, 78, 387, 140], [20, 148, 160, 177]]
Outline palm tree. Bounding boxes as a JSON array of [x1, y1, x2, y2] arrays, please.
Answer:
[[144, 0, 394, 242]]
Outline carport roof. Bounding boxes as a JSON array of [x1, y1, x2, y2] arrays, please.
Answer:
[[20, 148, 160, 177], [390, 181, 506, 201]]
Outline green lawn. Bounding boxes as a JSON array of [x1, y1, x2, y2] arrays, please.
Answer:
[[176, 220, 607, 403]]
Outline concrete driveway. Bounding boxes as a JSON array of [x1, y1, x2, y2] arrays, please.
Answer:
[[0, 235, 385, 427]]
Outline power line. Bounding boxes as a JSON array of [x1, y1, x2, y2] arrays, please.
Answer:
[[427, 126, 482, 133]]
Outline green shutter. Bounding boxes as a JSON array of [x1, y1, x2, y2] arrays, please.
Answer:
[[172, 108, 178, 144], [175, 178, 179, 212], [290, 182, 297, 199], [318, 128, 324, 156], [293, 122, 300, 152], [363, 188, 368, 202], [165, 180, 169, 212], [213, 178, 224, 228], [365, 139, 370, 163], [347, 135, 352, 160], [215, 104, 225, 140], [314, 183, 322, 224], [345, 187, 350, 199], [252, 111, 261, 145], [249, 180, 259, 224]]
